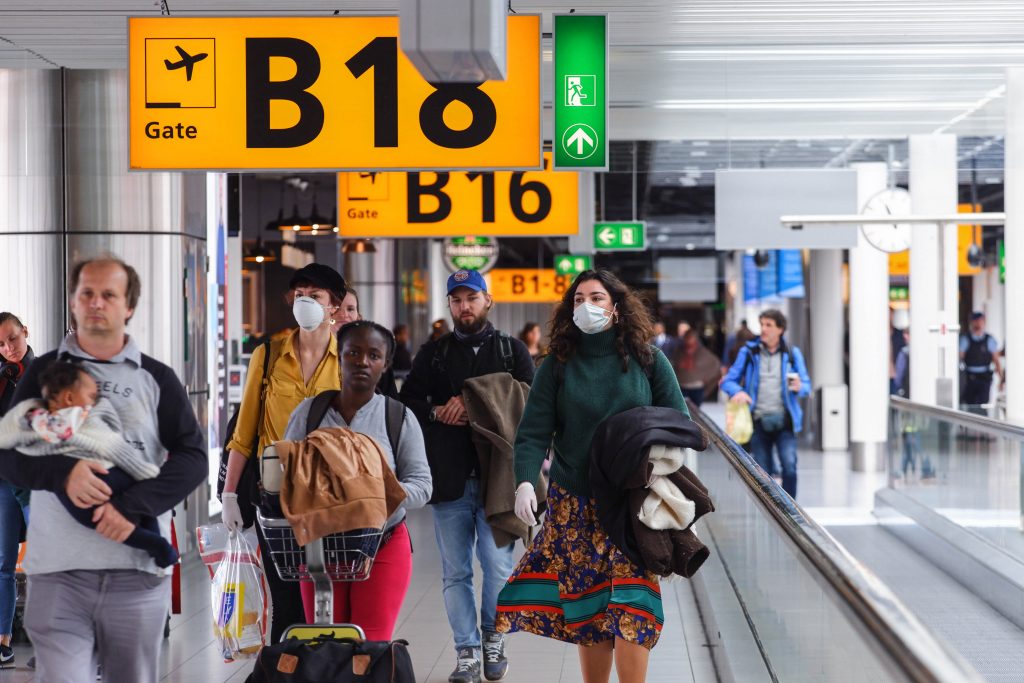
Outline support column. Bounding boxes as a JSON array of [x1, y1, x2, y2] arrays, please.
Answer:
[[909, 134, 959, 407], [809, 249, 845, 387], [1006, 69, 1024, 424], [849, 163, 889, 471], [0, 69, 65, 351]]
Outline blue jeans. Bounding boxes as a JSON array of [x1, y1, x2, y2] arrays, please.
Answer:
[[750, 421, 798, 498], [0, 482, 28, 635], [432, 479, 515, 651]]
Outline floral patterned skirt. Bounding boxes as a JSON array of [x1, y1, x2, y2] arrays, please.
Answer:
[[495, 482, 663, 650]]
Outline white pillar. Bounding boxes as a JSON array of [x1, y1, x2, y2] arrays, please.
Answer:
[[849, 163, 890, 470], [809, 249, 845, 388], [1006, 69, 1024, 424], [909, 134, 959, 407]]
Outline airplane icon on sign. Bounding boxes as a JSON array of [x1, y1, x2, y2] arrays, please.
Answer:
[[163, 45, 208, 81]]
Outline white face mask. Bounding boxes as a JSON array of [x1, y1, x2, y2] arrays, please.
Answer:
[[292, 296, 326, 332], [573, 302, 613, 334]]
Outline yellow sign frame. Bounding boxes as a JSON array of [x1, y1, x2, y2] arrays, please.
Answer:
[[337, 152, 579, 237], [128, 16, 541, 171]]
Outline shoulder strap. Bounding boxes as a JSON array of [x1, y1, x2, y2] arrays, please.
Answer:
[[498, 333, 515, 373], [431, 334, 452, 374], [306, 390, 340, 434], [383, 397, 405, 453]]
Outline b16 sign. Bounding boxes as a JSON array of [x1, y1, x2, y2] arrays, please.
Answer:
[[337, 152, 579, 237], [128, 16, 541, 170]]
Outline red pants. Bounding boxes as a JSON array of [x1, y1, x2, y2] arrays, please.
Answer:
[[299, 522, 412, 641]]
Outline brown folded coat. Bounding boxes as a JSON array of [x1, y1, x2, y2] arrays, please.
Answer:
[[275, 427, 407, 547], [462, 373, 547, 548]]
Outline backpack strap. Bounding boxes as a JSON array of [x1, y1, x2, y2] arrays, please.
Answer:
[[306, 389, 340, 434], [431, 334, 452, 375], [383, 396, 405, 454], [498, 333, 515, 374]]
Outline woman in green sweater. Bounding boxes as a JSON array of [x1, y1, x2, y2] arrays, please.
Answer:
[[496, 270, 688, 683]]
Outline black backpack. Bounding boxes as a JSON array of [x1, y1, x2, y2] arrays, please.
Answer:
[[430, 332, 515, 377], [216, 340, 273, 529], [304, 390, 405, 454]]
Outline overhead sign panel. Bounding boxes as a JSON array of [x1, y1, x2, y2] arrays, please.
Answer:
[[128, 15, 541, 170], [554, 254, 592, 276], [715, 169, 858, 249], [553, 14, 608, 170], [336, 152, 578, 237]]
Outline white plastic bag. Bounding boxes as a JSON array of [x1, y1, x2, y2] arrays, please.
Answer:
[[209, 530, 267, 661]]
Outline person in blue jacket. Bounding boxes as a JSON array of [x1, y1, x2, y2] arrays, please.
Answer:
[[721, 309, 811, 498]]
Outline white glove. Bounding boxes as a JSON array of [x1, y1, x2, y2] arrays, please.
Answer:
[[514, 482, 538, 526], [221, 492, 244, 532]]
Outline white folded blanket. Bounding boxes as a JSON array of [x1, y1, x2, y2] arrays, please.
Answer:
[[646, 444, 685, 478], [638, 476, 696, 530]]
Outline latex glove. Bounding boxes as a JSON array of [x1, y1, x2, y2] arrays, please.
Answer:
[[514, 482, 538, 526], [221, 492, 244, 532]]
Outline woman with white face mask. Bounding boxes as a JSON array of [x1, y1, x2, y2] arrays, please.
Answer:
[[495, 270, 688, 683], [221, 262, 346, 643]]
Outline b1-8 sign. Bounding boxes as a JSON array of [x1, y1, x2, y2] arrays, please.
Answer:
[[337, 152, 578, 237], [488, 269, 572, 303], [128, 16, 541, 170]]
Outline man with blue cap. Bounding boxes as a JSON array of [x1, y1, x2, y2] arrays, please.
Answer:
[[399, 270, 534, 683]]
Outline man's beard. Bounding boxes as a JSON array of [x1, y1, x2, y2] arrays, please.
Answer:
[[453, 311, 488, 335]]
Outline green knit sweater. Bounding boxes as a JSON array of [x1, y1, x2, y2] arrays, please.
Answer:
[[514, 328, 689, 497]]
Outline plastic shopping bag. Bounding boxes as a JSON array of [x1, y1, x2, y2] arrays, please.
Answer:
[[725, 401, 753, 444], [208, 529, 267, 661]]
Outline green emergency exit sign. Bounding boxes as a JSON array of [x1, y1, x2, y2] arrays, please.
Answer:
[[553, 14, 608, 170], [554, 254, 593, 276], [594, 222, 646, 251]]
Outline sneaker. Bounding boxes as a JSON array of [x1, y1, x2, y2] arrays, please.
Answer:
[[482, 632, 508, 681], [0, 644, 13, 668], [448, 646, 481, 683]]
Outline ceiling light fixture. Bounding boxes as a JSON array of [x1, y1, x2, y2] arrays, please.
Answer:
[[243, 238, 277, 263]]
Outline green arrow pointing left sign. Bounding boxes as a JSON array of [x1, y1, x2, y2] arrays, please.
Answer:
[[594, 222, 646, 251]]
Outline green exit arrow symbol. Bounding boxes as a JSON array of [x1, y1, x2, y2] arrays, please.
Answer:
[[597, 226, 616, 246], [567, 128, 593, 155], [558, 257, 573, 271]]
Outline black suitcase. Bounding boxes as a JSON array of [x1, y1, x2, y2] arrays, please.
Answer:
[[247, 637, 414, 683]]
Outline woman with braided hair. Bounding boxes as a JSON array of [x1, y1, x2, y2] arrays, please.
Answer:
[[282, 320, 432, 639]]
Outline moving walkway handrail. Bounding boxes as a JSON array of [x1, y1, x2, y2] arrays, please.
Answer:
[[891, 395, 1024, 439], [690, 404, 983, 683]]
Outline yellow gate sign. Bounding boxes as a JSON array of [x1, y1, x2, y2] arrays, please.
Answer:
[[488, 269, 572, 303], [337, 152, 578, 237], [128, 16, 540, 170]]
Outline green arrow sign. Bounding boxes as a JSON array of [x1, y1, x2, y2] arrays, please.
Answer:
[[553, 14, 607, 170], [554, 254, 593, 276], [594, 222, 646, 251]]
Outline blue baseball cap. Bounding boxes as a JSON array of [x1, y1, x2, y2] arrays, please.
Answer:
[[447, 269, 487, 295]]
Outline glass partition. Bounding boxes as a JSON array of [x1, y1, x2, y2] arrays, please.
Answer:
[[889, 397, 1024, 560], [690, 404, 980, 682]]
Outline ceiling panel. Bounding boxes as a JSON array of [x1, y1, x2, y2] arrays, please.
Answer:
[[1, 1, 1021, 136]]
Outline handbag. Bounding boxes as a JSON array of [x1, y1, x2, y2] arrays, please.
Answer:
[[247, 637, 415, 683]]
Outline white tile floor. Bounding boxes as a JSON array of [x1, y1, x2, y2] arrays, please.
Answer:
[[0, 507, 717, 683]]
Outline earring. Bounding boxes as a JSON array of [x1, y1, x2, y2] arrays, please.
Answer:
[[329, 318, 336, 326]]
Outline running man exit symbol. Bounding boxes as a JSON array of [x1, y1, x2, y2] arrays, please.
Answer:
[[565, 75, 596, 106]]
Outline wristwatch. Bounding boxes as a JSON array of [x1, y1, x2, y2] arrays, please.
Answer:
[[429, 407, 438, 422]]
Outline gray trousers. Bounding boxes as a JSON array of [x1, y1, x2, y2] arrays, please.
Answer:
[[25, 569, 170, 683]]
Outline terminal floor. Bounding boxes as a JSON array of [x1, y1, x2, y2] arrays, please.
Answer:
[[0, 506, 716, 682]]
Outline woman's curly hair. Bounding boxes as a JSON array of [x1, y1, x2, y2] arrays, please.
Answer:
[[546, 269, 655, 373]]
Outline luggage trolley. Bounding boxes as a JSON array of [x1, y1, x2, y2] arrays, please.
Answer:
[[256, 509, 385, 642]]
